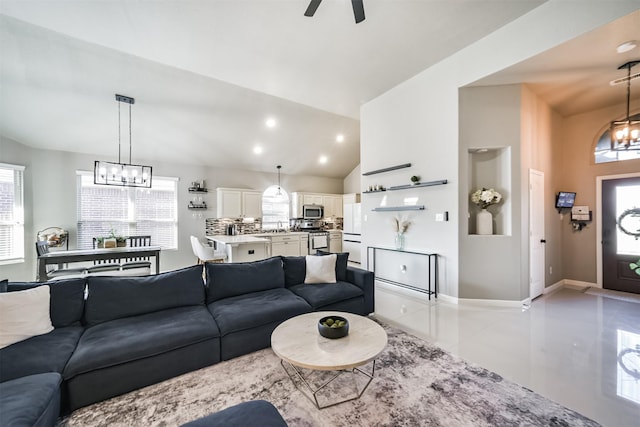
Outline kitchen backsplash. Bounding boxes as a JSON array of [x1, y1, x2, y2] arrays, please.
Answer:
[[206, 218, 262, 236]]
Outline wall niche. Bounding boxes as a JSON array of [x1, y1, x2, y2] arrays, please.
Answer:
[[468, 147, 511, 236]]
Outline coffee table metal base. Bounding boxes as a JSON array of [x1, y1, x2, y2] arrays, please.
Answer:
[[280, 359, 377, 409]]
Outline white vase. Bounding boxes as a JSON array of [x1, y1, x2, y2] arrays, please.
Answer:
[[476, 209, 493, 235]]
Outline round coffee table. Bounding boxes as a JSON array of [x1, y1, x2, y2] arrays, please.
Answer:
[[271, 311, 387, 409]]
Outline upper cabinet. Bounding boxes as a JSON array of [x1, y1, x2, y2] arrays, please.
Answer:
[[216, 188, 263, 218], [291, 192, 344, 218]]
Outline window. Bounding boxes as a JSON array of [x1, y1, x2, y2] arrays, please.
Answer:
[[594, 114, 640, 163], [77, 172, 178, 249], [0, 163, 25, 264], [262, 185, 289, 230]]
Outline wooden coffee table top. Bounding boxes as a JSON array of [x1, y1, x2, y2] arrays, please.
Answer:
[[271, 312, 388, 371]]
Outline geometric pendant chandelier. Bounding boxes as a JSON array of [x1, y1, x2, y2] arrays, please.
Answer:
[[610, 60, 640, 151], [94, 94, 152, 187]]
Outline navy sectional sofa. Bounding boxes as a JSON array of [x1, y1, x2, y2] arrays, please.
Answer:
[[0, 255, 374, 426]]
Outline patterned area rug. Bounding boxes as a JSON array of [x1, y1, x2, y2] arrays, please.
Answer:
[[60, 324, 599, 427]]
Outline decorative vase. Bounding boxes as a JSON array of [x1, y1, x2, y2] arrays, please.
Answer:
[[395, 232, 405, 250], [476, 209, 493, 235]]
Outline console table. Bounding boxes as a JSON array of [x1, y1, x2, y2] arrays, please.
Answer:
[[367, 246, 438, 300]]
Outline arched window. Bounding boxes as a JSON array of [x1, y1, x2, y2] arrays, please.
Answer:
[[594, 113, 640, 163], [262, 185, 289, 230]]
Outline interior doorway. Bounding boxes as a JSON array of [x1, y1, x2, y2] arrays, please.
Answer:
[[529, 169, 545, 300], [601, 175, 640, 294]]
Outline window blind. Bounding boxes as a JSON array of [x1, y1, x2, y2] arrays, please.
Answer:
[[76, 172, 178, 250], [0, 163, 25, 263]]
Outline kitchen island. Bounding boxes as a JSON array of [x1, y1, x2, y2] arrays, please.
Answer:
[[207, 235, 271, 263]]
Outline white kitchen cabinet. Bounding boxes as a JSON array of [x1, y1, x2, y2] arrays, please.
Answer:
[[303, 194, 323, 206], [323, 195, 343, 218], [269, 234, 301, 257], [329, 231, 342, 252], [300, 234, 309, 255], [216, 188, 263, 218]]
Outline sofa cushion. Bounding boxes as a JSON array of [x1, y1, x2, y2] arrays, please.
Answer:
[[282, 256, 306, 287], [0, 326, 84, 383], [181, 400, 288, 427], [304, 254, 336, 284], [206, 257, 285, 303], [65, 306, 218, 379], [0, 372, 62, 427], [0, 286, 54, 349], [84, 265, 204, 326], [288, 281, 364, 310], [7, 278, 86, 327], [315, 251, 349, 282], [208, 288, 310, 335]]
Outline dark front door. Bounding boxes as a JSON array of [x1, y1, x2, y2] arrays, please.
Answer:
[[602, 176, 640, 293]]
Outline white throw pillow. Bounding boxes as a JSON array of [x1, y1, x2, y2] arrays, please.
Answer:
[[304, 254, 337, 284], [0, 285, 54, 349]]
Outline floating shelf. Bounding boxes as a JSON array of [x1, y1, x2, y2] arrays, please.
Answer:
[[372, 205, 425, 212], [188, 188, 208, 193], [362, 163, 411, 176], [388, 179, 447, 191], [363, 190, 387, 194]]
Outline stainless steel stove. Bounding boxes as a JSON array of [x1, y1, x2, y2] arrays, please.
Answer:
[[308, 230, 329, 254]]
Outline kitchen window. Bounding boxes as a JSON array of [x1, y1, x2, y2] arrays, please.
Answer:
[[262, 185, 289, 230], [0, 163, 25, 264], [76, 171, 178, 250]]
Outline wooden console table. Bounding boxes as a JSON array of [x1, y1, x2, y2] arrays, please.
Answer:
[[367, 246, 438, 300], [37, 246, 161, 282]]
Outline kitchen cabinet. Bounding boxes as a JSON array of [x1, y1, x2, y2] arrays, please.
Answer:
[[267, 234, 302, 257], [323, 195, 343, 218], [216, 188, 262, 218], [291, 192, 344, 218], [329, 231, 342, 252], [300, 234, 309, 255]]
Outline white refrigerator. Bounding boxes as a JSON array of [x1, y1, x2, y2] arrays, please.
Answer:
[[342, 202, 362, 264]]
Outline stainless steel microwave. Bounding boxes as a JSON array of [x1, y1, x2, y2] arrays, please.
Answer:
[[302, 204, 324, 220]]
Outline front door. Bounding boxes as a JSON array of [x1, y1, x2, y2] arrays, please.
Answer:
[[602, 176, 640, 293]]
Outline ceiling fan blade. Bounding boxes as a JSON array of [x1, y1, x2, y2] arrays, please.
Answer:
[[304, 0, 322, 17], [352, 0, 365, 23]]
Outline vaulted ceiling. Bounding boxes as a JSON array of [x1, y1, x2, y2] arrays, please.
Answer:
[[1, 2, 637, 178]]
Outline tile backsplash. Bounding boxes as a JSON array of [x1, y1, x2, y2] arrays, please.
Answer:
[[206, 218, 262, 236]]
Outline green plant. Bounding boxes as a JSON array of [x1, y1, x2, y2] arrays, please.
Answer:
[[631, 258, 640, 276], [411, 175, 420, 183]]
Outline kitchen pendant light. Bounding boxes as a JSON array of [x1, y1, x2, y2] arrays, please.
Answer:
[[94, 94, 153, 187], [610, 60, 640, 151], [274, 165, 285, 202]]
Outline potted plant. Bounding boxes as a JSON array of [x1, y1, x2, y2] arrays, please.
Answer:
[[411, 175, 420, 185], [97, 228, 127, 248]]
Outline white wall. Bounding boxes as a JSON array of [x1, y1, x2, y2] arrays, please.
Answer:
[[360, 1, 639, 300], [343, 164, 361, 194], [0, 137, 343, 281]]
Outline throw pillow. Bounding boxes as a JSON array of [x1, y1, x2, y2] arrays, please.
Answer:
[[0, 285, 54, 349], [304, 254, 337, 284], [315, 250, 349, 281]]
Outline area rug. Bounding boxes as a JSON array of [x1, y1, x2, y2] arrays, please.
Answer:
[[59, 324, 599, 427]]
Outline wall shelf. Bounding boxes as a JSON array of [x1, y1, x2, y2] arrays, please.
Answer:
[[388, 179, 448, 191], [362, 163, 411, 176], [363, 190, 387, 194], [188, 188, 208, 193], [372, 206, 425, 212]]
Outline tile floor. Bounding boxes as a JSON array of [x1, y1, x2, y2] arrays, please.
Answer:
[[373, 283, 640, 427]]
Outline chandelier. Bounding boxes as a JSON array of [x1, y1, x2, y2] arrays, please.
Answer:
[[274, 165, 285, 202], [94, 94, 152, 187], [610, 60, 640, 151]]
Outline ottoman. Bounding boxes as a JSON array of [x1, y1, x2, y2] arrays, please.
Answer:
[[180, 400, 287, 427]]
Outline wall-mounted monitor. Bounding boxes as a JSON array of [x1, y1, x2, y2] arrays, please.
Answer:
[[556, 191, 576, 209]]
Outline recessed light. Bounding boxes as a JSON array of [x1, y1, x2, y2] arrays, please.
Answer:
[[253, 146, 263, 155], [319, 155, 328, 164], [265, 118, 277, 128], [617, 40, 637, 54], [336, 134, 345, 143]]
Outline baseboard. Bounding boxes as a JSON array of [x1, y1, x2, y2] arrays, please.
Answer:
[[543, 280, 565, 295], [563, 279, 598, 290], [457, 297, 528, 308], [436, 293, 458, 304]]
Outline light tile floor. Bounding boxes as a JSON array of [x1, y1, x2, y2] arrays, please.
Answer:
[[373, 283, 640, 427]]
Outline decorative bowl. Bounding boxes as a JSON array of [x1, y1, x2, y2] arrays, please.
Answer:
[[318, 316, 349, 339]]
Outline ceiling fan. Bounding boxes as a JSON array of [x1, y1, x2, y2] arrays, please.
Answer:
[[304, 0, 365, 24]]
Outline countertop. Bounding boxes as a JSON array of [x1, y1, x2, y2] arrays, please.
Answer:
[[206, 235, 271, 245]]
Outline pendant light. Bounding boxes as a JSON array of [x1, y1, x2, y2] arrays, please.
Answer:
[[610, 60, 640, 151], [274, 165, 285, 202], [94, 94, 153, 187]]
